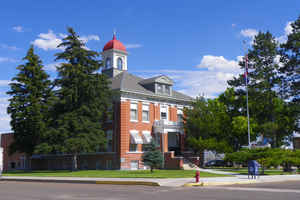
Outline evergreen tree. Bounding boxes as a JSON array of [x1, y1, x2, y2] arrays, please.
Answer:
[[280, 15, 300, 130], [228, 32, 297, 147], [280, 16, 300, 103], [142, 141, 163, 172], [35, 28, 113, 170], [7, 46, 53, 165]]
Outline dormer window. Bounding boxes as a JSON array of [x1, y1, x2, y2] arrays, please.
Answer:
[[165, 85, 170, 95], [117, 57, 123, 70], [157, 84, 163, 93]]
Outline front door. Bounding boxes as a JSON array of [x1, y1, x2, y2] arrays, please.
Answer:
[[168, 132, 181, 155]]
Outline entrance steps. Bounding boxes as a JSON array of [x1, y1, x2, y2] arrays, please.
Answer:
[[182, 158, 200, 170]]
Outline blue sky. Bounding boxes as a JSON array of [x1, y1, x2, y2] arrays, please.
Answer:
[[0, 0, 299, 132]]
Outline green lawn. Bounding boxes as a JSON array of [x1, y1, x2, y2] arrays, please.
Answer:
[[3, 170, 230, 178]]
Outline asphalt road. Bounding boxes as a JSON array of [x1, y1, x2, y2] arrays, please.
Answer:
[[1, 181, 300, 200]]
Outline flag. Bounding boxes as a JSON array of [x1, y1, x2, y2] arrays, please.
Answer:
[[244, 54, 249, 84]]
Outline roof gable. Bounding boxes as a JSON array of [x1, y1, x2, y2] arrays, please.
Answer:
[[109, 72, 193, 102], [139, 75, 173, 85]]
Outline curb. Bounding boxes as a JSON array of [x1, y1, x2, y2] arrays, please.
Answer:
[[95, 180, 160, 186], [0, 178, 160, 187], [183, 180, 257, 187], [183, 182, 204, 187]]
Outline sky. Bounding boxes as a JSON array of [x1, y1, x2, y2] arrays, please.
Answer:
[[0, 0, 299, 132]]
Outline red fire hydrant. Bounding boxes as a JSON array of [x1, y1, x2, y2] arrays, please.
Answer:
[[195, 170, 200, 183]]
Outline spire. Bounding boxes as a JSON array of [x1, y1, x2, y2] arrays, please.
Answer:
[[113, 29, 117, 40]]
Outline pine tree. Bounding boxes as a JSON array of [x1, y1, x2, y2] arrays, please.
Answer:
[[228, 32, 296, 147], [280, 16, 300, 121], [7, 46, 53, 166], [35, 28, 113, 170], [142, 141, 163, 172]]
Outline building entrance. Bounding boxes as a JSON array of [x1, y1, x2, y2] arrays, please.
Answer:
[[168, 132, 181, 156]]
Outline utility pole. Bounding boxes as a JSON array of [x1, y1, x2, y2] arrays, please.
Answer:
[[243, 41, 251, 149]]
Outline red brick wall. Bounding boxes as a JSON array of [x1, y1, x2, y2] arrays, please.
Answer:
[[118, 100, 186, 169], [1, 133, 25, 172], [119, 100, 157, 169], [164, 151, 183, 169]]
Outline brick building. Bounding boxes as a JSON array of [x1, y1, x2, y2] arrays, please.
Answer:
[[1, 34, 194, 171], [1, 133, 26, 171]]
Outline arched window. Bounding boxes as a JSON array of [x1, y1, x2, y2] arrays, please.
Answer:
[[105, 58, 111, 69], [117, 57, 123, 70]]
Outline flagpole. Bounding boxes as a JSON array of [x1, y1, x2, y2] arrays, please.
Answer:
[[246, 70, 251, 149], [243, 41, 251, 149]]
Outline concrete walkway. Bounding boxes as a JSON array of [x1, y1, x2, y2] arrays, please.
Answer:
[[1, 174, 300, 187]]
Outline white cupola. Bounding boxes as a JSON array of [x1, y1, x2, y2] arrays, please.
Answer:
[[102, 33, 128, 77]]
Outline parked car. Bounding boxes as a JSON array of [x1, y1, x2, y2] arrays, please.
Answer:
[[205, 159, 226, 167]]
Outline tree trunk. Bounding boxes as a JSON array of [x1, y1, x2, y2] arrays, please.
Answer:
[[150, 167, 153, 173], [72, 154, 78, 171]]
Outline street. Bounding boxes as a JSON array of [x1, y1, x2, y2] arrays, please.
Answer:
[[0, 181, 300, 200]]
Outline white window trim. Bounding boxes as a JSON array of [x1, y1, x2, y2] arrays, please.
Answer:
[[142, 104, 150, 123], [126, 151, 143, 154], [130, 103, 138, 122], [160, 105, 169, 120]]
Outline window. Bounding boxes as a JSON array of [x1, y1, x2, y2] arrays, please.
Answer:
[[106, 130, 113, 152], [117, 57, 123, 70], [106, 160, 112, 169], [129, 143, 138, 152], [105, 58, 111, 68], [165, 85, 170, 95], [10, 162, 16, 169], [130, 103, 138, 121], [157, 84, 163, 93], [129, 130, 142, 152], [177, 109, 183, 123], [142, 105, 149, 122], [160, 105, 168, 120], [142, 144, 151, 151]]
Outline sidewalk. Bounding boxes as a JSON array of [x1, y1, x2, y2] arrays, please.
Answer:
[[1, 174, 300, 187]]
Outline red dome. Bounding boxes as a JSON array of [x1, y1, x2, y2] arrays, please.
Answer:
[[103, 34, 127, 52]]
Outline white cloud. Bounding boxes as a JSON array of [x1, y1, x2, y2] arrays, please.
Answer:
[[32, 30, 64, 51], [276, 21, 293, 43], [197, 55, 241, 73], [0, 44, 19, 50], [80, 35, 100, 43], [44, 62, 61, 71], [32, 30, 100, 51], [0, 116, 11, 133], [125, 44, 143, 49], [240, 29, 258, 39], [0, 57, 17, 63], [0, 96, 11, 132], [0, 80, 11, 87], [12, 26, 24, 32], [135, 55, 242, 98]]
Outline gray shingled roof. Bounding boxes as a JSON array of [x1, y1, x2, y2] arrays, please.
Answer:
[[109, 71, 194, 102]]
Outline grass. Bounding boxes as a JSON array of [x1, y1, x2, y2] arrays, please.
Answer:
[[213, 167, 300, 175], [3, 169, 230, 178]]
